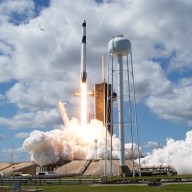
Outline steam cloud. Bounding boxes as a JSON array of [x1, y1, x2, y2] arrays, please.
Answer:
[[141, 130, 192, 174], [23, 117, 192, 174], [23, 118, 142, 166]]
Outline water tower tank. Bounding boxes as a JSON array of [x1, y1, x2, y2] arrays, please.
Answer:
[[108, 34, 131, 56]]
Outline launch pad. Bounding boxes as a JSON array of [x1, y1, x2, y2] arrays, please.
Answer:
[[0, 160, 177, 177], [0, 160, 137, 177]]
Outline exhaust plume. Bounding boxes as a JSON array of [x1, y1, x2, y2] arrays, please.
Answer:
[[23, 118, 142, 166], [141, 130, 192, 174]]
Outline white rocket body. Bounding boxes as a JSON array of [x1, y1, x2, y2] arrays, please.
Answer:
[[81, 20, 87, 83]]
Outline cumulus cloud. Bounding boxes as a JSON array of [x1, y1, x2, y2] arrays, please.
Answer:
[[0, 0, 35, 24], [15, 132, 30, 139], [133, 60, 172, 98], [141, 130, 192, 174], [146, 78, 192, 126], [143, 141, 161, 149], [5, 81, 72, 110], [0, 109, 60, 129]]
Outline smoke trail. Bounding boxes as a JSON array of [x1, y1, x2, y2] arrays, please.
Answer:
[[141, 130, 192, 174], [23, 118, 142, 166]]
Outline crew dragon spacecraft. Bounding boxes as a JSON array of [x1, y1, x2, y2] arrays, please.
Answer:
[[81, 20, 87, 83]]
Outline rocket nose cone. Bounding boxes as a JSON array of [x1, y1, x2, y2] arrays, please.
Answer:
[[82, 20, 86, 26]]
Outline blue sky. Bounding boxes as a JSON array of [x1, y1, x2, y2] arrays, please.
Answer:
[[0, 0, 192, 162]]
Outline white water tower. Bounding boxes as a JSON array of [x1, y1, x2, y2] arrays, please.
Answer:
[[107, 34, 141, 177]]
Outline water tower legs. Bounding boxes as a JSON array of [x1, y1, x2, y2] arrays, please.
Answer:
[[117, 55, 128, 176]]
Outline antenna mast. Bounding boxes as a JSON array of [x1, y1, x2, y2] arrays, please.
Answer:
[[102, 55, 105, 82]]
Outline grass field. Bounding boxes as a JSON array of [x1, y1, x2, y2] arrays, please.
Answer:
[[1, 175, 192, 191], [19, 184, 192, 192]]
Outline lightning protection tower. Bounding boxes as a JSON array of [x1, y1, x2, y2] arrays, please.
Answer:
[[107, 34, 141, 177]]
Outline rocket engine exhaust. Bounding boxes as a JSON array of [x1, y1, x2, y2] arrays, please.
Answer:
[[81, 20, 87, 83]]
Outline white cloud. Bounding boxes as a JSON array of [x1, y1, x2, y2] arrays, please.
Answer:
[[0, 0, 35, 23], [0, 109, 60, 129], [141, 130, 192, 174], [6, 81, 73, 110], [143, 141, 161, 149], [133, 60, 172, 98], [15, 132, 30, 139], [146, 78, 192, 126]]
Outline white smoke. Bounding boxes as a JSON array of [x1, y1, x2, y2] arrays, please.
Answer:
[[23, 118, 142, 166], [23, 116, 192, 174], [141, 130, 192, 174]]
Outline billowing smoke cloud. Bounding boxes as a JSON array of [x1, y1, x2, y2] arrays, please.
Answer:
[[141, 130, 192, 174], [23, 118, 142, 166]]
